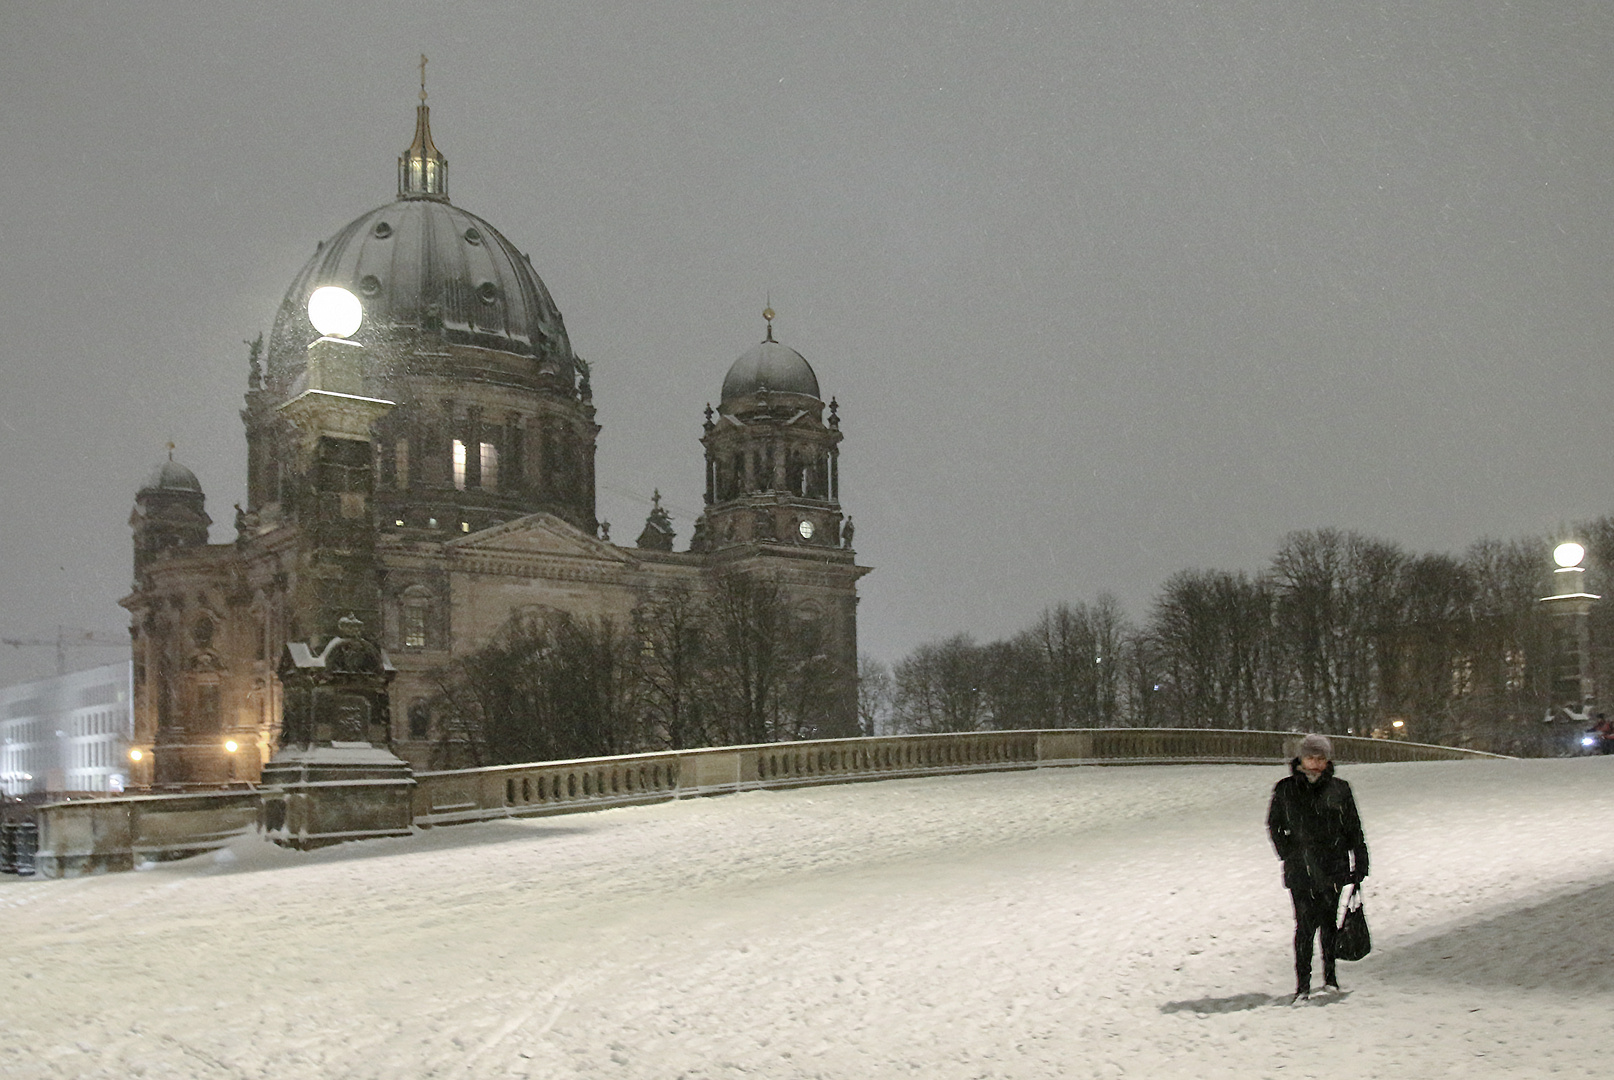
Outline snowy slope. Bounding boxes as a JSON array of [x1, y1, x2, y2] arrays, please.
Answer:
[[5, 757, 1614, 1079]]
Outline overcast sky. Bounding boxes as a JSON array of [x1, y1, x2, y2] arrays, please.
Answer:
[[1, 1, 1610, 686]]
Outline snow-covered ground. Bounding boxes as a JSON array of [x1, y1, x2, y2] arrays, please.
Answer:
[[6, 757, 1614, 1079]]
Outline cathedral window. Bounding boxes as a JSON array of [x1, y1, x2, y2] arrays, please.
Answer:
[[402, 605, 427, 649], [408, 701, 431, 740], [452, 439, 468, 490], [480, 441, 499, 491], [195, 683, 221, 733], [399, 584, 435, 650], [395, 438, 410, 489]]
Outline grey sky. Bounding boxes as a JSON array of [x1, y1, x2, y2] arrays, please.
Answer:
[[2, 1, 1610, 686]]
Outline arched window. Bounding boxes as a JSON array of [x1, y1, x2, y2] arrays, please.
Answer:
[[480, 441, 499, 491], [398, 585, 436, 650], [452, 440, 468, 490], [408, 700, 431, 740]]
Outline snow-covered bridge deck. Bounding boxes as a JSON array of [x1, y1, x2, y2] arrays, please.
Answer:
[[6, 757, 1613, 1079]]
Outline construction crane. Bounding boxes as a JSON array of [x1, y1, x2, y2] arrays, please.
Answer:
[[2, 627, 128, 677]]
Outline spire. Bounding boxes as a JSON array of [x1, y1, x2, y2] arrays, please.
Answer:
[[763, 302, 776, 344], [398, 55, 449, 200]]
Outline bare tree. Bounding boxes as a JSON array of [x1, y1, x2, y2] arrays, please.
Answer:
[[1461, 535, 1556, 754], [1150, 569, 1281, 729], [633, 584, 711, 750], [775, 614, 851, 741], [1271, 529, 1405, 735], [891, 634, 990, 733], [702, 569, 787, 745], [857, 652, 893, 736], [428, 609, 638, 767]]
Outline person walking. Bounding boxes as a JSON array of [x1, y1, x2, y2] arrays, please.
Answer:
[[1267, 733, 1369, 1004]]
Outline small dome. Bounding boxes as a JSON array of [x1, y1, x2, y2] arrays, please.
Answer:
[[140, 459, 202, 494], [721, 341, 820, 402]]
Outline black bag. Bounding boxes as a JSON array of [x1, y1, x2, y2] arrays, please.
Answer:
[[1335, 884, 1371, 961]]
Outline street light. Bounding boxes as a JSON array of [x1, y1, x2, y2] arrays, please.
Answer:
[[224, 739, 239, 785], [1542, 540, 1601, 737], [307, 286, 363, 338]]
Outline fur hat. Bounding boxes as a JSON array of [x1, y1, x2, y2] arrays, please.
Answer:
[[1298, 733, 1333, 760]]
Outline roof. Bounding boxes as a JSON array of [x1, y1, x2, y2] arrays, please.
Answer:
[[139, 459, 202, 495], [721, 340, 821, 402]]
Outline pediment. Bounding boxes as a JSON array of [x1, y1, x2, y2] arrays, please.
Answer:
[[447, 512, 634, 564]]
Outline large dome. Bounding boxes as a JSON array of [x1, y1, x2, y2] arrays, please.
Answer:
[[721, 340, 821, 402], [267, 197, 573, 374]]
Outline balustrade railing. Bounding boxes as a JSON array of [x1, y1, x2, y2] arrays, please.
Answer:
[[410, 728, 1499, 827], [23, 729, 1500, 877]]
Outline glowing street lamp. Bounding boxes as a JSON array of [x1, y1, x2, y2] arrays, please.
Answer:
[[1541, 539, 1601, 729], [307, 286, 363, 339]]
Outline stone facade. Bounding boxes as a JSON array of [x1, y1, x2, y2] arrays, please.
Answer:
[[120, 103, 868, 787]]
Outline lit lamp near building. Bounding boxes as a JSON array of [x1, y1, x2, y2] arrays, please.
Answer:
[[1540, 541, 1600, 724], [124, 745, 156, 791], [307, 285, 363, 340], [258, 284, 413, 847]]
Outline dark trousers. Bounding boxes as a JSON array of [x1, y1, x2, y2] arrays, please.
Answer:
[[1290, 886, 1341, 990]]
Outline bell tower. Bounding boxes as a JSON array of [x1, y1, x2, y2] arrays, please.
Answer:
[[692, 309, 846, 552], [130, 450, 211, 581]]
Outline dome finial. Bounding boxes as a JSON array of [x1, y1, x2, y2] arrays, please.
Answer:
[[399, 58, 449, 200], [167, 440, 175, 461], [763, 297, 776, 343]]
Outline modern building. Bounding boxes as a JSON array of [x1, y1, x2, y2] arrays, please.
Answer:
[[120, 95, 868, 787], [0, 662, 134, 796]]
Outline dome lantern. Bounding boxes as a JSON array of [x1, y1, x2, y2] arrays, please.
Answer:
[[398, 55, 448, 200]]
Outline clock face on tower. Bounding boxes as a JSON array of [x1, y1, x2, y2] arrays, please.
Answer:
[[798, 520, 815, 540]]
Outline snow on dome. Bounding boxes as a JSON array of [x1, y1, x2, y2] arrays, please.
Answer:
[[265, 198, 575, 379], [721, 340, 821, 402], [140, 458, 202, 494]]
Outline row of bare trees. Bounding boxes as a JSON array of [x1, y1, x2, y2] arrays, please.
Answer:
[[425, 519, 1613, 764], [867, 524, 1614, 755], [426, 571, 852, 768]]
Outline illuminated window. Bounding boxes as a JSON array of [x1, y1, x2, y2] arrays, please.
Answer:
[[402, 605, 427, 649], [480, 441, 498, 490], [452, 439, 467, 490]]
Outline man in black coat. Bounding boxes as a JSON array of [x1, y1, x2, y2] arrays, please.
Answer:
[[1267, 733, 1369, 1003]]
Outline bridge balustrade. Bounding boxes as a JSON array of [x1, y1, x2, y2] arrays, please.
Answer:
[[22, 729, 1499, 876], [409, 728, 1499, 828]]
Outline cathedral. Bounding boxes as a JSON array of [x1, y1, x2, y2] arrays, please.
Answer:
[[121, 94, 867, 787]]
